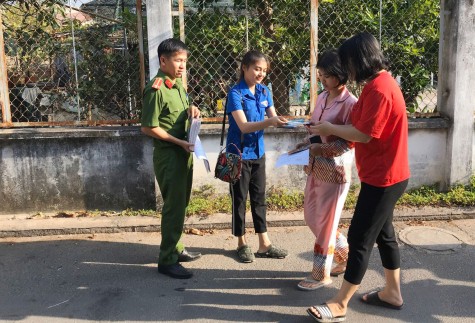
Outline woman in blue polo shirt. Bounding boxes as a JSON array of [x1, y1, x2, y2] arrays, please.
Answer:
[[225, 50, 289, 263]]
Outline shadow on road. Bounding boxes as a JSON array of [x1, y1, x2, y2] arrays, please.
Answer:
[[0, 232, 474, 322]]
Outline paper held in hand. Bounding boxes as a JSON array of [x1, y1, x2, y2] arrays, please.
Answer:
[[188, 117, 201, 144], [194, 136, 210, 172], [187, 118, 210, 173], [275, 149, 309, 168]]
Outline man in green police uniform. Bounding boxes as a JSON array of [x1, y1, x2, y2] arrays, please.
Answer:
[[141, 38, 201, 279]]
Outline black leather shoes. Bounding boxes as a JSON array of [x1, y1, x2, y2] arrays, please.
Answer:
[[158, 263, 193, 279], [177, 249, 202, 262]]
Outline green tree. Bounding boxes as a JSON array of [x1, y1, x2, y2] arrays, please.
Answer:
[[181, 0, 309, 115], [2, 1, 142, 120], [244, 0, 310, 115], [181, 0, 439, 116], [2, 1, 63, 83], [307, 0, 439, 111], [74, 23, 141, 120], [381, 0, 439, 112]]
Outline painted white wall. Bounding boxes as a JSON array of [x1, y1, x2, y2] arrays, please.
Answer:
[[0, 122, 455, 214], [408, 128, 447, 187], [472, 129, 475, 174], [194, 128, 308, 193], [192, 125, 449, 192]]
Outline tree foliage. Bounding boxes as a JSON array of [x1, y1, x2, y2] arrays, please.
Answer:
[[318, 0, 439, 111], [2, 1, 63, 80], [181, 0, 439, 115], [2, 0, 440, 119], [182, 0, 309, 115], [2, 1, 141, 120], [74, 22, 141, 120]]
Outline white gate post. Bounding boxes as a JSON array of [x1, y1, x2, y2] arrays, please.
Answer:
[[438, 0, 475, 189], [146, 0, 173, 80]]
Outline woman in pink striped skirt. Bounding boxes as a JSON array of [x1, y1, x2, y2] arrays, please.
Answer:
[[294, 50, 357, 290]]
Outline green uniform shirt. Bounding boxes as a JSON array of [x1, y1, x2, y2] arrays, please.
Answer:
[[141, 70, 189, 149]]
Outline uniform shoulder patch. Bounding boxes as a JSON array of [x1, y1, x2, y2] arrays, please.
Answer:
[[152, 78, 163, 90]]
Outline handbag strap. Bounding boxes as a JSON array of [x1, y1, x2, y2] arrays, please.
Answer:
[[219, 96, 228, 148], [219, 92, 244, 149], [220, 143, 242, 157]]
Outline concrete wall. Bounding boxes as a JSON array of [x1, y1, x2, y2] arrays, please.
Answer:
[[196, 125, 310, 193], [195, 118, 450, 193], [0, 118, 450, 215], [0, 128, 155, 215], [438, 0, 475, 188], [406, 120, 448, 189]]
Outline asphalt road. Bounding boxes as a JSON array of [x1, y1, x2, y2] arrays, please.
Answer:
[[0, 220, 474, 322]]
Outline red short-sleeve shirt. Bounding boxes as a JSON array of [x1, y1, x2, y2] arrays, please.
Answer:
[[350, 71, 410, 187]]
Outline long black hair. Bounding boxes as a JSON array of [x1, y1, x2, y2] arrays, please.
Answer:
[[338, 32, 388, 84], [317, 49, 348, 86], [239, 50, 270, 81], [157, 38, 189, 59]]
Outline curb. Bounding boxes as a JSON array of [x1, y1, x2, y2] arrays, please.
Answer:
[[1, 210, 475, 238]]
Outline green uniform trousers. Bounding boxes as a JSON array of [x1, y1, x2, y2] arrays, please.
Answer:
[[154, 145, 193, 265]]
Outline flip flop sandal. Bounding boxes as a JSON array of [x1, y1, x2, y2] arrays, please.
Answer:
[[307, 303, 346, 322], [237, 245, 255, 263], [255, 245, 288, 259], [330, 263, 346, 277], [297, 277, 332, 291], [361, 290, 404, 310]]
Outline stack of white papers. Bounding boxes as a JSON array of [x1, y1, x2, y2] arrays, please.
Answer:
[[279, 118, 308, 129], [186, 117, 210, 172], [275, 149, 309, 168], [194, 136, 210, 172], [188, 118, 201, 144]]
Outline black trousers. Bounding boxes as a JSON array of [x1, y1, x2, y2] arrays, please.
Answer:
[[344, 179, 409, 285], [230, 156, 267, 237]]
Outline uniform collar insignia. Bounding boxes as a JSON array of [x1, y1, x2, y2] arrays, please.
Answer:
[[165, 79, 173, 89]]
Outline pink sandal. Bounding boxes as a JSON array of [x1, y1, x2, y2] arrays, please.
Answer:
[[297, 277, 332, 291]]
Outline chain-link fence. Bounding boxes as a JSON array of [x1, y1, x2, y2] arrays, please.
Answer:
[[176, 0, 439, 118], [1, 0, 143, 126], [1, 0, 439, 127], [175, 0, 311, 117]]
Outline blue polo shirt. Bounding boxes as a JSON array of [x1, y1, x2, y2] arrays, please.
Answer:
[[226, 79, 274, 160]]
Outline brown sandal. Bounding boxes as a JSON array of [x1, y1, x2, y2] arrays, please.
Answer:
[[330, 262, 346, 277]]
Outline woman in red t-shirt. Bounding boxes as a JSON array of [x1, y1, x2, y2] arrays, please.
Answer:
[[306, 32, 410, 322]]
